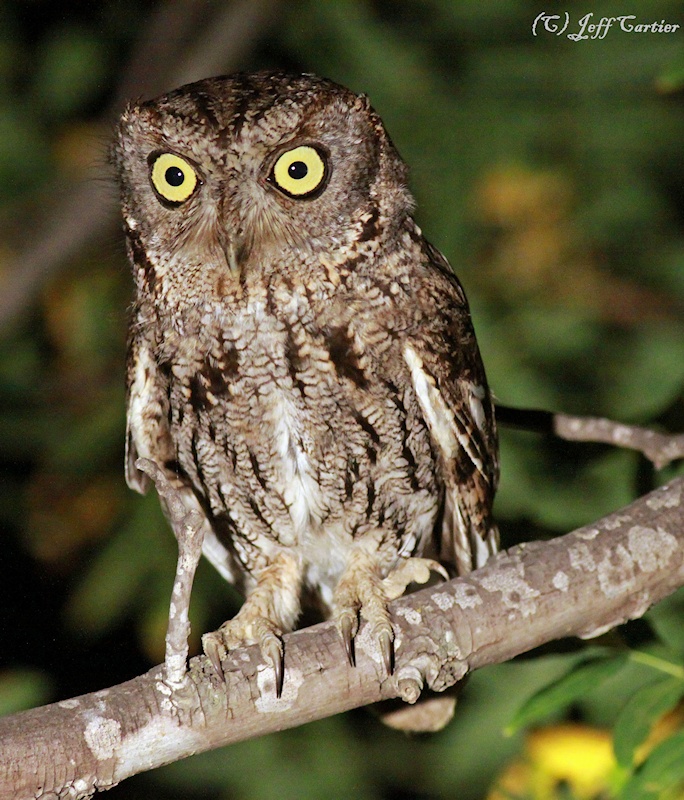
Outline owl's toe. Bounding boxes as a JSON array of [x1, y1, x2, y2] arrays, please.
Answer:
[[259, 630, 284, 697], [202, 629, 228, 677], [333, 552, 450, 677], [201, 615, 284, 696], [200, 552, 301, 693], [334, 599, 394, 676], [373, 620, 395, 675], [332, 551, 397, 676], [382, 557, 449, 600], [336, 610, 359, 667]]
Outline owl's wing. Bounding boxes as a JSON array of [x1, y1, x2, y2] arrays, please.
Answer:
[[125, 329, 171, 494], [125, 326, 236, 583], [404, 245, 499, 576]]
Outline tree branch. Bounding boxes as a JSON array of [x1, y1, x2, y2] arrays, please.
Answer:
[[496, 404, 684, 469], [2, 477, 682, 799]]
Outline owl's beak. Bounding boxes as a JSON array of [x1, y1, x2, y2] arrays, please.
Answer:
[[218, 230, 242, 277], [225, 241, 240, 276]]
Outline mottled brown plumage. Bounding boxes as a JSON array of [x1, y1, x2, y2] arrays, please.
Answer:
[[114, 71, 498, 705]]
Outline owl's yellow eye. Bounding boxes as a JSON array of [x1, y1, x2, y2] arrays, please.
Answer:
[[150, 153, 198, 204], [271, 145, 328, 198]]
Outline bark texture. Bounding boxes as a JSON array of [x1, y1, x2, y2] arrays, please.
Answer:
[[1, 477, 682, 800]]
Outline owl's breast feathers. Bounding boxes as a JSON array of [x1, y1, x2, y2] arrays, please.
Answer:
[[126, 225, 497, 597]]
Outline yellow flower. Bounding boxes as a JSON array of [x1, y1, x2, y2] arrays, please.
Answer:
[[488, 724, 615, 800], [527, 725, 615, 798]]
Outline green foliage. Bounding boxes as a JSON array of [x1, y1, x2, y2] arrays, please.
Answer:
[[32, 26, 109, 118], [1, 1, 683, 798], [506, 652, 629, 736], [502, 646, 684, 798], [613, 677, 684, 769], [64, 490, 171, 635], [0, 670, 52, 717], [621, 731, 684, 800]]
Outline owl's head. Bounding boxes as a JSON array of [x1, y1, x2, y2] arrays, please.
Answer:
[[113, 72, 413, 300]]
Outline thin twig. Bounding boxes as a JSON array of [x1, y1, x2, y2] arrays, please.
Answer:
[[136, 458, 205, 688], [496, 404, 684, 469]]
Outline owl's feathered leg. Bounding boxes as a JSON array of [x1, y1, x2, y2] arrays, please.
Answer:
[[202, 551, 302, 696], [333, 548, 447, 674]]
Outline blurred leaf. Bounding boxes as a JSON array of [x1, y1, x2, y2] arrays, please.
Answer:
[[613, 678, 684, 768], [0, 333, 44, 399], [656, 51, 684, 93], [0, 669, 52, 716], [506, 654, 628, 735], [32, 26, 108, 117], [0, 12, 20, 91], [157, 715, 376, 800], [622, 730, 684, 800], [0, 105, 50, 200], [426, 655, 580, 798], [46, 390, 124, 472], [498, 445, 637, 534], [646, 587, 684, 657], [605, 326, 684, 420], [65, 491, 171, 635], [26, 474, 125, 564], [43, 268, 126, 371]]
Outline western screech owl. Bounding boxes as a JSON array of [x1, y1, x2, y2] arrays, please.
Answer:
[[113, 71, 498, 700]]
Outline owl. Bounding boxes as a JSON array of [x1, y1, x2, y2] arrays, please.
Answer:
[[114, 71, 498, 700]]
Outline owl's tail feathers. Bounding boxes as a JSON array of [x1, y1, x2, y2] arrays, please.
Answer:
[[441, 485, 500, 577]]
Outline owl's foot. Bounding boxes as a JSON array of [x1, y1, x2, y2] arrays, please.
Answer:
[[202, 616, 284, 695], [382, 557, 449, 600], [333, 553, 448, 676], [201, 552, 302, 697]]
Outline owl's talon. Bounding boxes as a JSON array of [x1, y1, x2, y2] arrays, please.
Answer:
[[337, 611, 358, 667], [260, 633, 284, 697], [374, 623, 395, 675], [202, 632, 226, 678]]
